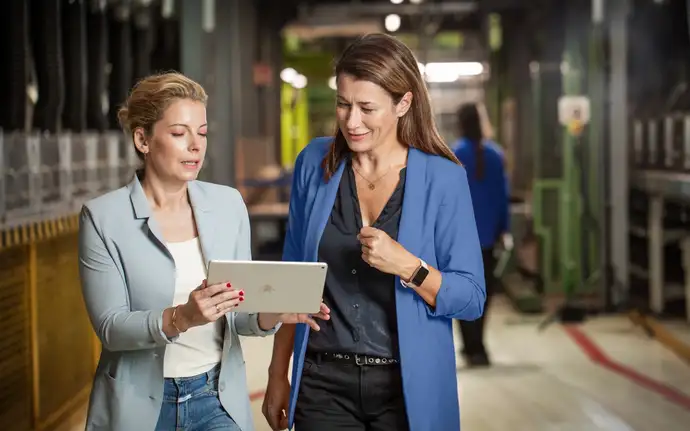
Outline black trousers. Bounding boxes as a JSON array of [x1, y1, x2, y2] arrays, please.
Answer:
[[294, 356, 409, 431], [457, 248, 496, 356]]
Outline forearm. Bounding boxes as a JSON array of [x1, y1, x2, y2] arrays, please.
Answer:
[[398, 252, 442, 308], [268, 324, 295, 378], [97, 309, 178, 351]]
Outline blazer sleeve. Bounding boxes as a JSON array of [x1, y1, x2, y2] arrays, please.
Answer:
[[231, 189, 282, 337], [79, 206, 177, 351], [430, 166, 487, 320]]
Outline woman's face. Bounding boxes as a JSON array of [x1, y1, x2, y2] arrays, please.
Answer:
[[134, 98, 207, 183], [335, 73, 411, 153]]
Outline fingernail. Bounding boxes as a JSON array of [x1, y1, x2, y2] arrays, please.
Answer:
[[239, 297, 245, 302], [239, 290, 244, 296], [226, 283, 231, 288]]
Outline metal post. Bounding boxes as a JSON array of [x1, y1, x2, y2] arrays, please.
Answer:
[[608, 0, 630, 304], [648, 195, 664, 314]]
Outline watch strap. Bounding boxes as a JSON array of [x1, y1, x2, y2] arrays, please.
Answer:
[[400, 259, 428, 288]]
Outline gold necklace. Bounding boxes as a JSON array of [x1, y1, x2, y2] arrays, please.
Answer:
[[352, 163, 392, 190]]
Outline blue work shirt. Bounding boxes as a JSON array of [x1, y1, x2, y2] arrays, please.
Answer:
[[453, 138, 510, 248]]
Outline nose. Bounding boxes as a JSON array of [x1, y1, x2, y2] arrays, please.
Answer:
[[346, 107, 362, 130], [188, 134, 204, 152]]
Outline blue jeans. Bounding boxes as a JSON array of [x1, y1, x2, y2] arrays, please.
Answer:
[[155, 364, 240, 431]]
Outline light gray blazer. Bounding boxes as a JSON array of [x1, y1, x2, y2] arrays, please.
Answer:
[[78, 173, 279, 431]]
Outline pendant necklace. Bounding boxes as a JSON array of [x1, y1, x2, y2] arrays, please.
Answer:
[[352, 163, 392, 190]]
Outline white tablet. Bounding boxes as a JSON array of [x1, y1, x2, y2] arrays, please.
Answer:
[[206, 260, 328, 314]]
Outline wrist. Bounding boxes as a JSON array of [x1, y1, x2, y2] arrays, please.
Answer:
[[399, 253, 421, 283], [173, 305, 191, 333]]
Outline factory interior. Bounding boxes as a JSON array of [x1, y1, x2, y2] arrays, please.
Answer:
[[2, 0, 690, 430]]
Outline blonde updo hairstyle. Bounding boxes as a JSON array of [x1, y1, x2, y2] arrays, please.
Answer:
[[117, 72, 208, 161]]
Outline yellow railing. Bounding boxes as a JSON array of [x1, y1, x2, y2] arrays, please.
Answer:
[[0, 216, 99, 431]]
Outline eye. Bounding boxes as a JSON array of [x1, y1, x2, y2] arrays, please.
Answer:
[[336, 102, 350, 108], [361, 108, 373, 114], [171, 132, 185, 137], [198, 133, 207, 138]]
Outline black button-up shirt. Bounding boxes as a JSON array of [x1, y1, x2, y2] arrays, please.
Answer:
[[307, 161, 407, 359]]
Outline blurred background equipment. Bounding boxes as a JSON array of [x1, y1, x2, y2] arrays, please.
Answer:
[[2, 0, 690, 430]]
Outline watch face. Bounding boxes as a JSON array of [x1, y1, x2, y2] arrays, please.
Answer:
[[412, 265, 429, 286]]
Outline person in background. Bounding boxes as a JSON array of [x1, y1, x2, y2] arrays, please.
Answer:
[[453, 102, 511, 367], [78, 72, 329, 431], [262, 34, 486, 431]]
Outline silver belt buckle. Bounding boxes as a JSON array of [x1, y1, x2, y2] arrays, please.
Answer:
[[355, 354, 366, 366]]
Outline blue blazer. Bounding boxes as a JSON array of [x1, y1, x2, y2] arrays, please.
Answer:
[[284, 137, 486, 430]]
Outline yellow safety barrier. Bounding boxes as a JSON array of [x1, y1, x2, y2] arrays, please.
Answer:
[[0, 215, 99, 431], [629, 310, 690, 365]]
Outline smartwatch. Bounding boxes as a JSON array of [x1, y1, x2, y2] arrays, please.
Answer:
[[401, 259, 429, 289]]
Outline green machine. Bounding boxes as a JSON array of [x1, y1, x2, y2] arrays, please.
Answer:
[[281, 82, 310, 169], [531, 5, 607, 327], [488, 4, 607, 321]]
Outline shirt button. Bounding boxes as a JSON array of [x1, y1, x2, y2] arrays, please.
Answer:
[[353, 304, 359, 309], [351, 269, 357, 275]]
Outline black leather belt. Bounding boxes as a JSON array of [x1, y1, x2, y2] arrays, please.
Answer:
[[306, 351, 399, 366]]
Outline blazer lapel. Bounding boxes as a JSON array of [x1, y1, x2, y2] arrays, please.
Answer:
[[187, 181, 215, 265], [304, 161, 346, 261], [129, 175, 215, 264], [129, 172, 169, 254], [397, 149, 426, 266]]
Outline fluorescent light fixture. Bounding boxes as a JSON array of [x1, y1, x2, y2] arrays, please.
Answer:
[[384, 14, 401, 32], [390, 0, 404, 4], [423, 62, 484, 83], [410, 0, 423, 4], [328, 76, 337, 90]]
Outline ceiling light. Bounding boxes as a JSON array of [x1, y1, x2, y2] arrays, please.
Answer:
[[384, 14, 401, 32], [280, 68, 298, 83], [292, 74, 308, 89]]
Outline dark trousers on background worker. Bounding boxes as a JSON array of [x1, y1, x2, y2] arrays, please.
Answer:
[[457, 248, 496, 366]]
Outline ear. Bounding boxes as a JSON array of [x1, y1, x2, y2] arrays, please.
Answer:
[[132, 128, 149, 155], [395, 91, 413, 118]]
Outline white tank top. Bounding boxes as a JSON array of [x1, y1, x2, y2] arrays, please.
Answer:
[[163, 237, 223, 378]]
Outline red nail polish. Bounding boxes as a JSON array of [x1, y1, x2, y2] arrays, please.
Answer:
[[239, 297, 244, 302], [239, 290, 244, 296], [226, 283, 231, 288]]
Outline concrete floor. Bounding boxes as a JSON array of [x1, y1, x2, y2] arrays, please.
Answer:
[[62, 297, 690, 430]]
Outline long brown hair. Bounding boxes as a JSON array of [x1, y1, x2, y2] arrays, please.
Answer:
[[322, 33, 460, 180]]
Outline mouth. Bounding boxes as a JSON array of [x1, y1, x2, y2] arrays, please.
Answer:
[[181, 160, 200, 168], [347, 132, 369, 141]]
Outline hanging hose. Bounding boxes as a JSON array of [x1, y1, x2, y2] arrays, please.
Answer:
[[61, 0, 88, 132], [107, 4, 133, 130], [86, 1, 109, 132], [131, 6, 155, 84], [0, 0, 30, 131], [30, 0, 65, 133]]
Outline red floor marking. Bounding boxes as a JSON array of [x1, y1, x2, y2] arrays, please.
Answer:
[[249, 389, 266, 402], [563, 325, 690, 410]]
